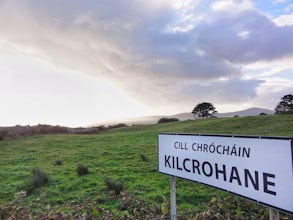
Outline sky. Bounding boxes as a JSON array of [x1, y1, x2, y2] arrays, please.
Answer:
[[0, 0, 293, 127]]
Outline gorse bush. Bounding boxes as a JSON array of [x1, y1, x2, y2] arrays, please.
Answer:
[[76, 164, 89, 176], [104, 178, 124, 195]]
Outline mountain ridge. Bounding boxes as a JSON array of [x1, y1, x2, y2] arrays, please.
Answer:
[[108, 107, 274, 125]]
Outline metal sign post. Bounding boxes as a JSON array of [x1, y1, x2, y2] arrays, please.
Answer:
[[170, 176, 176, 220], [269, 208, 280, 220]]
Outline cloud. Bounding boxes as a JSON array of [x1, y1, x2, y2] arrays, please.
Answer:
[[196, 8, 293, 63], [177, 77, 264, 103], [0, 2, 239, 79], [0, 0, 292, 117], [274, 13, 293, 26], [211, 0, 254, 13], [274, 0, 289, 3]]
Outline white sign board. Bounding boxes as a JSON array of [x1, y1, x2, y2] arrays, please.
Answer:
[[158, 133, 293, 214]]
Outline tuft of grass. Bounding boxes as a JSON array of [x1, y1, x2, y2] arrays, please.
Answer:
[[18, 168, 49, 195], [140, 153, 149, 162], [76, 164, 89, 176], [104, 178, 124, 195], [31, 168, 49, 188], [54, 160, 62, 166]]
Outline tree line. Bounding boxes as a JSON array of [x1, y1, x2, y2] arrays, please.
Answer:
[[191, 94, 293, 119], [158, 94, 293, 123]]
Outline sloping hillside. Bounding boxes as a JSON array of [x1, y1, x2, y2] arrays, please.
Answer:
[[0, 114, 292, 219], [110, 114, 292, 137]]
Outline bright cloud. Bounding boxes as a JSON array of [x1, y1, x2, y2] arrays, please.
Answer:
[[0, 0, 292, 126], [211, 0, 254, 12], [274, 13, 293, 26]]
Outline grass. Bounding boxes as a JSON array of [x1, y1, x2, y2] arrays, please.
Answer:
[[0, 114, 292, 218]]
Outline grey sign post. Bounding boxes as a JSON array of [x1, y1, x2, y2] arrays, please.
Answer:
[[170, 176, 176, 220]]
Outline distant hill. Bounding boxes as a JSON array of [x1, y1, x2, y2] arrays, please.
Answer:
[[216, 107, 274, 117], [172, 107, 274, 121], [0, 108, 276, 138], [108, 107, 274, 125]]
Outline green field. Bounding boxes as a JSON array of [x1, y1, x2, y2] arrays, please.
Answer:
[[0, 114, 293, 219]]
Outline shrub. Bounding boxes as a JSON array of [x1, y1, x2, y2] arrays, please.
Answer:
[[76, 164, 89, 176], [140, 153, 149, 162], [0, 130, 8, 140], [104, 178, 124, 195], [157, 118, 179, 124], [108, 123, 127, 129]]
